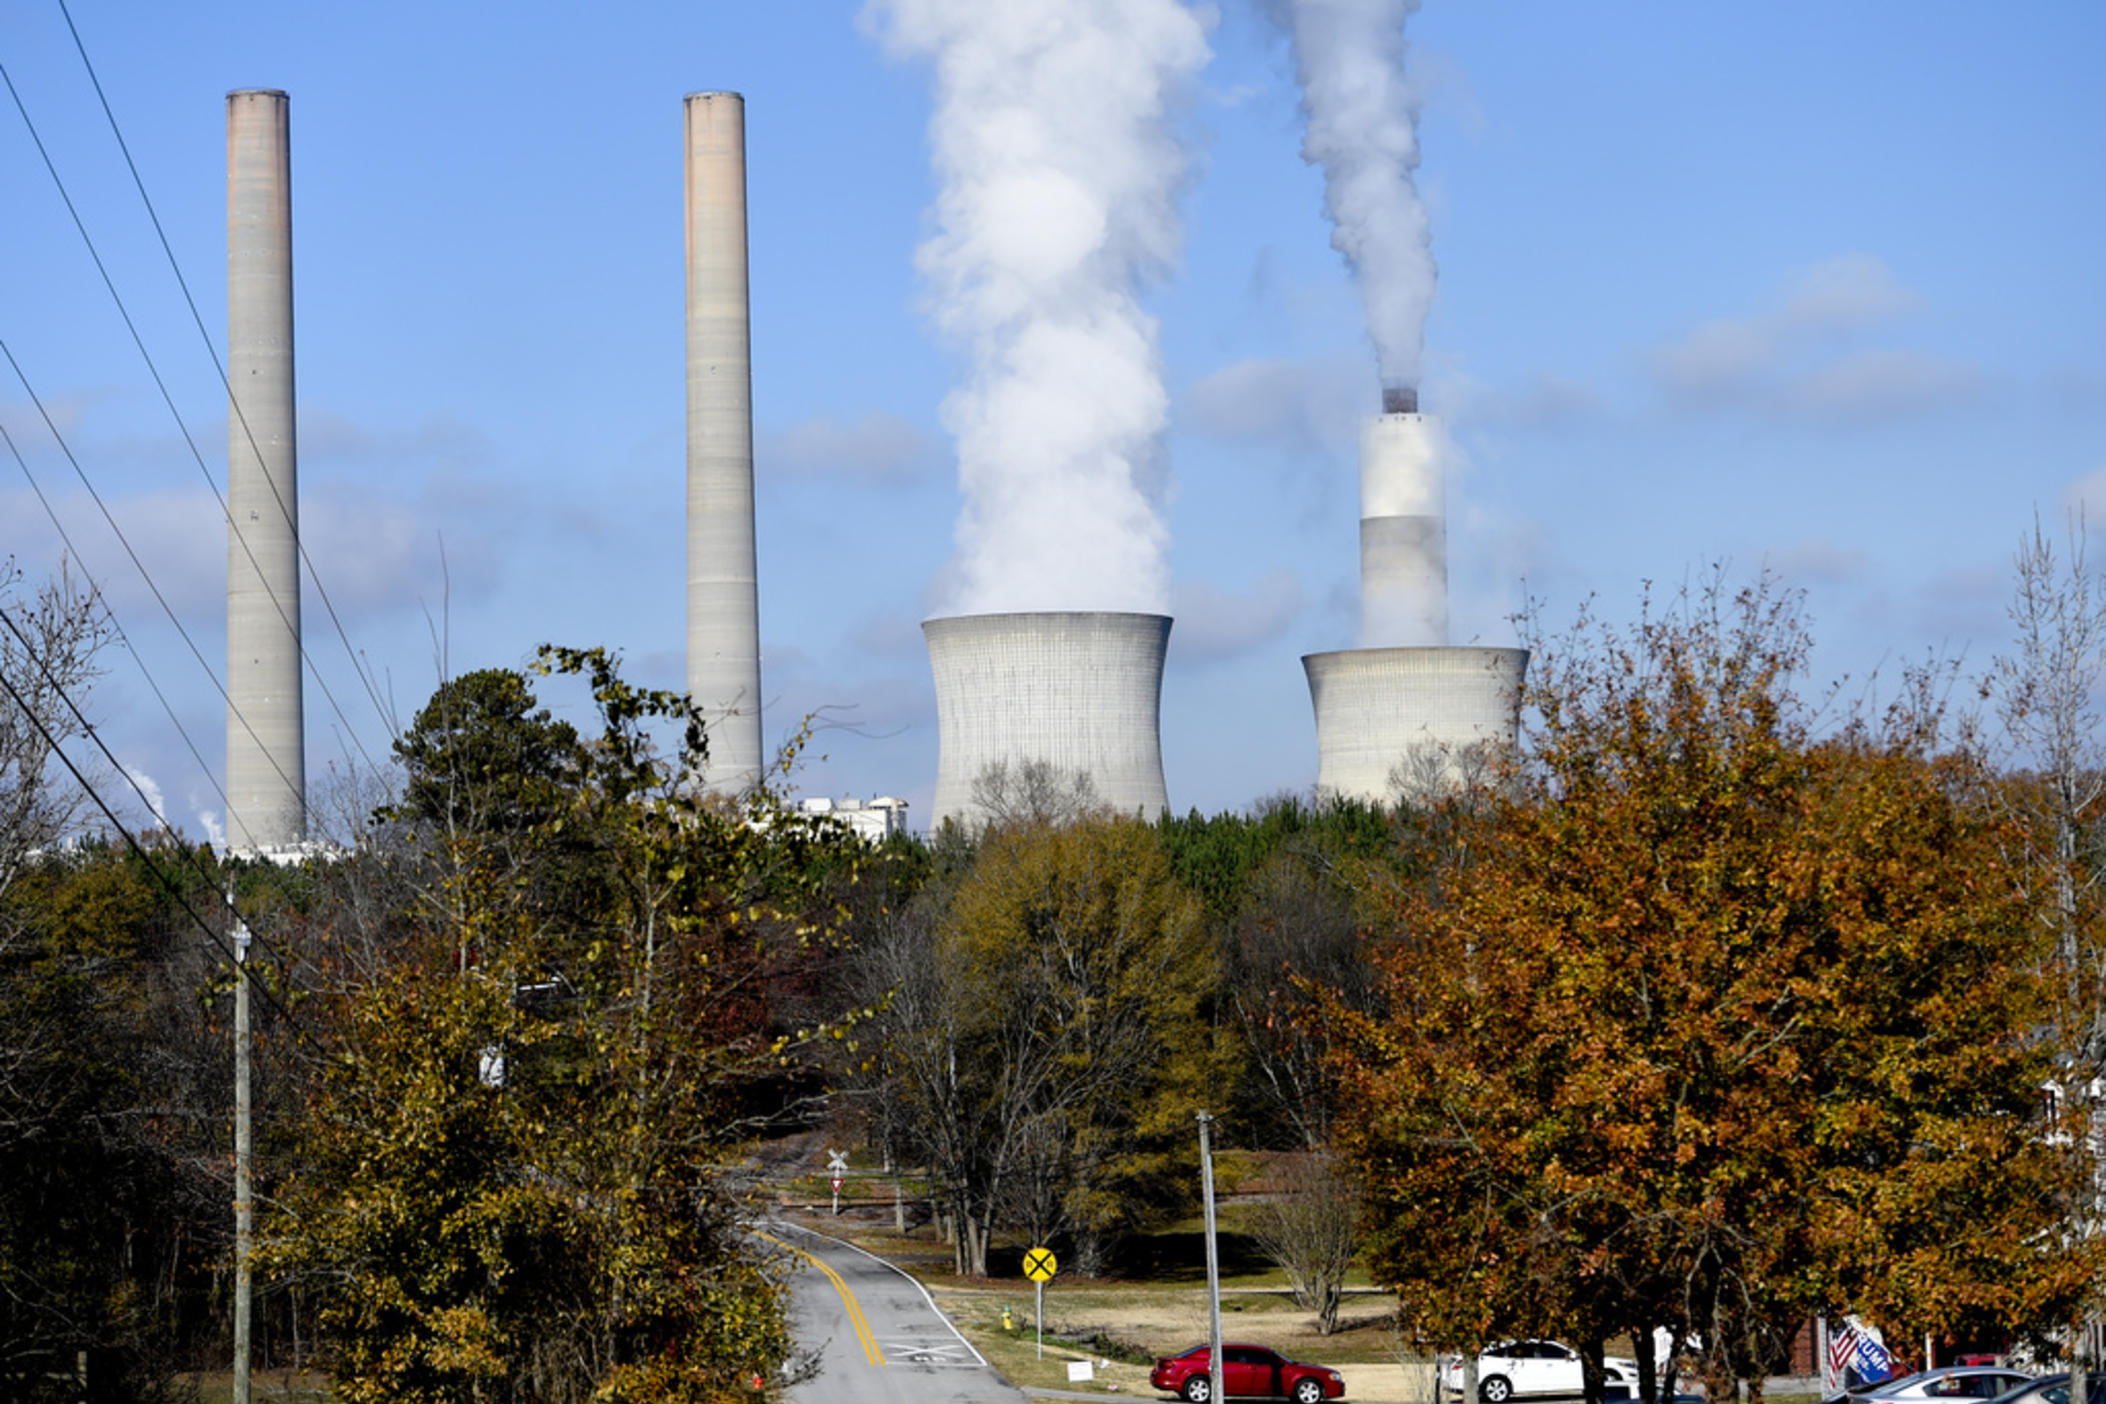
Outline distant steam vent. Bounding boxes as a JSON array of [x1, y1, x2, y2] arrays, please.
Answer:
[[224, 88, 305, 853], [924, 611, 1171, 829]]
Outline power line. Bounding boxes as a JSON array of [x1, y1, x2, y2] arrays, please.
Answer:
[[0, 594, 313, 993], [0, 54, 390, 789], [0, 601, 314, 1043], [0, 412, 230, 823], [54, 0, 401, 741], [0, 340, 299, 823]]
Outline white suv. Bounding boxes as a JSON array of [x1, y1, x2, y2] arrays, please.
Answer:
[[1442, 1341, 1643, 1403]]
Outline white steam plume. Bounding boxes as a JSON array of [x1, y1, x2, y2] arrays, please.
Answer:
[[1282, 0, 1433, 393], [863, 0, 1211, 615]]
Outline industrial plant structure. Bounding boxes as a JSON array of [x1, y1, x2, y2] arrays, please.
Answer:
[[1303, 389, 1526, 804], [924, 611, 1171, 829], [684, 91, 764, 795], [224, 88, 305, 854]]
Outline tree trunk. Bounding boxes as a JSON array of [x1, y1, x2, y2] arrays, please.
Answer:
[[1635, 1326, 1659, 1404], [1580, 1339, 1606, 1404]]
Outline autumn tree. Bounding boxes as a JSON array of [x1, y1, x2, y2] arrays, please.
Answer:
[[270, 648, 850, 1403], [1994, 515, 2106, 1392], [1156, 797, 1396, 1146], [873, 815, 1219, 1276], [1335, 576, 2095, 1404]]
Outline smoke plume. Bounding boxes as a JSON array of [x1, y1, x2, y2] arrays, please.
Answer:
[[863, 0, 1210, 616], [1282, 0, 1434, 392]]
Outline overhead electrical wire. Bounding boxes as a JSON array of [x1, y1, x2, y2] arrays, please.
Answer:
[[0, 602, 317, 1046], [0, 339, 279, 819], [55, 0, 401, 741], [0, 410, 229, 821], [0, 53, 390, 793]]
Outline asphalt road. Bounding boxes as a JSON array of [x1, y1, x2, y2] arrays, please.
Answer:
[[768, 1220, 1027, 1404]]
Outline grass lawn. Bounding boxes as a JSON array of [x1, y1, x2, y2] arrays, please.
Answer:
[[181, 1370, 335, 1403]]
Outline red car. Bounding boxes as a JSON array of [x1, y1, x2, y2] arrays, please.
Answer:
[[1151, 1343, 1349, 1404]]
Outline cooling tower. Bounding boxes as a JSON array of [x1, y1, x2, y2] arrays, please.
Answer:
[[684, 91, 764, 794], [1360, 400, 1447, 648], [925, 611, 1171, 828], [1303, 646, 1527, 803], [224, 89, 305, 853]]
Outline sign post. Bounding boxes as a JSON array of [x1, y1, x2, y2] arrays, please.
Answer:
[[1023, 1246, 1058, 1360], [826, 1150, 848, 1216]]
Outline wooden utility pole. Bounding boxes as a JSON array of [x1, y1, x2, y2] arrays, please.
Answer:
[[233, 905, 253, 1404], [1198, 1112, 1225, 1403]]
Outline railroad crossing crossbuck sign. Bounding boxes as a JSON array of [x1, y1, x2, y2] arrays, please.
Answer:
[[1024, 1246, 1058, 1361]]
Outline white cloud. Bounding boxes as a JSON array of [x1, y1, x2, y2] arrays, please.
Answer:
[[1652, 255, 1975, 422], [850, 610, 929, 659], [1762, 538, 1872, 587], [1786, 350, 1979, 423], [2062, 464, 2106, 521], [1169, 568, 1305, 666], [1180, 355, 1365, 454], [1439, 371, 1599, 429], [1773, 254, 1923, 334], [759, 412, 939, 486]]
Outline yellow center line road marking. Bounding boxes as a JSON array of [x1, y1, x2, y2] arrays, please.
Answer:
[[759, 1231, 885, 1367]]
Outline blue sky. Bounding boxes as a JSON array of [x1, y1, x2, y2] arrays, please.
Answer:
[[2, 1, 2102, 836]]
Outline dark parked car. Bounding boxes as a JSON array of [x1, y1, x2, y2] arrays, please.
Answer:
[[1151, 1343, 1349, 1404], [1985, 1373, 2104, 1404]]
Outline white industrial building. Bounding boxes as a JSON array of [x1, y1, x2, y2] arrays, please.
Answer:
[[797, 795, 910, 843]]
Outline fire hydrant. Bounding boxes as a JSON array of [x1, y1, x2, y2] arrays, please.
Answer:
[[1002, 1305, 1015, 1332]]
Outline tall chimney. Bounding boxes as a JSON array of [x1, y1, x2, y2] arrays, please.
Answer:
[[224, 89, 305, 852], [684, 91, 763, 794], [1359, 389, 1447, 648]]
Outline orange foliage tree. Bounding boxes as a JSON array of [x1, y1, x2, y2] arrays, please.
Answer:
[[1335, 578, 2096, 1404]]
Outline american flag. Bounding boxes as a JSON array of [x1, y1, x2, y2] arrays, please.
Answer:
[[1828, 1321, 1894, 1388]]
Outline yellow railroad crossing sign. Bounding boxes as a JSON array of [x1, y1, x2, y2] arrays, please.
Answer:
[[1023, 1246, 1058, 1283]]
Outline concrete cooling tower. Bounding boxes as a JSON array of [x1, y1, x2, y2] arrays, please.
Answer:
[[1304, 646, 1527, 801], [925, 612, 1171, 828], [1303, 389, 1527, 805]]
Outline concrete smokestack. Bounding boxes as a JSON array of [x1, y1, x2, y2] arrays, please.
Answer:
[[1359, 397, 1446, 648], [684, 92, 764, 793], [925, 612, 1171, 829], [224, 89, 304, 852]]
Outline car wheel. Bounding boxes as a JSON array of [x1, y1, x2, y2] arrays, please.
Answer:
[[1481, 1377, 1513, 1404], [1294, 1379, 1327, 1404], [1183, 1374, 1213, 1404]]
